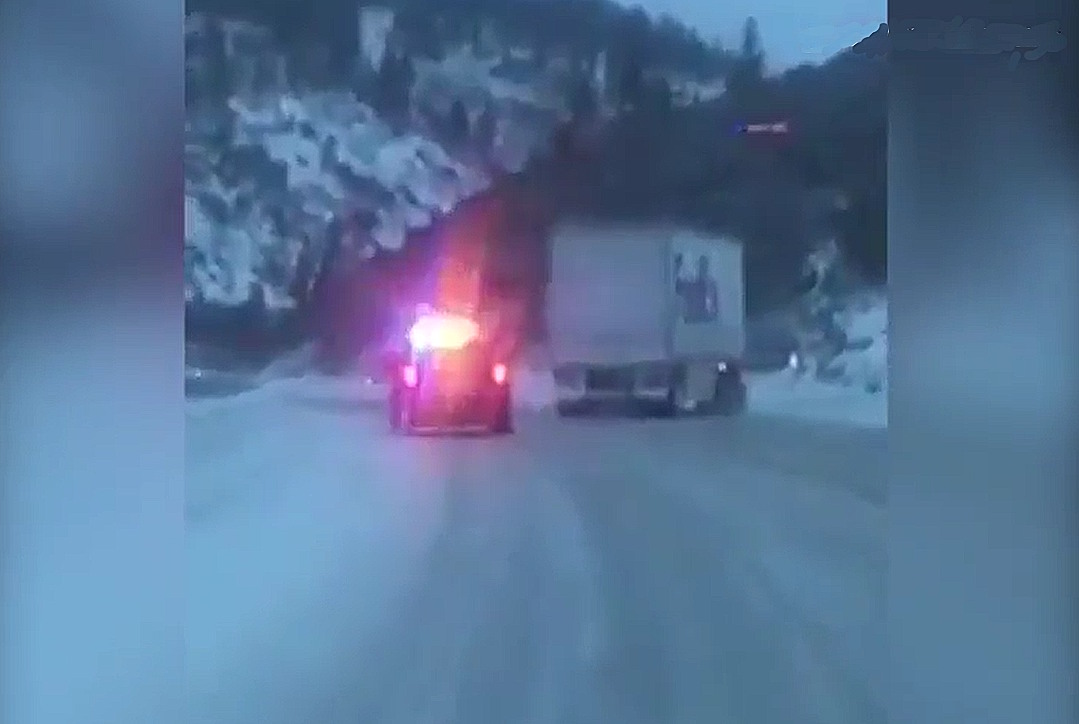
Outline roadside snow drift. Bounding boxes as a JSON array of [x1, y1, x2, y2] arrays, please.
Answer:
[[750, 296, 887, 428]]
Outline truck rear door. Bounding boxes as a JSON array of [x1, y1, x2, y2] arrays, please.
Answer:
[[547, 226, 669, 366], [669, 231, 745, 360]]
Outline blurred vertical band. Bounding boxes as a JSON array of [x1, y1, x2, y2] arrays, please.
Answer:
[[888, 0, 1078, 723], [0, 1, 184, 723]]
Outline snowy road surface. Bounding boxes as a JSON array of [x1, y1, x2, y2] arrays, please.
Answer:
[[186, 379, 886, 724]]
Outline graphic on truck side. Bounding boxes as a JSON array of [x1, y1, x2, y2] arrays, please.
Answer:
[[673, 252, 719, 323]]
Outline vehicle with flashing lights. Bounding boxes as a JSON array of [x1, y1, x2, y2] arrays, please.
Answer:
[[388, 308, 514, 435]]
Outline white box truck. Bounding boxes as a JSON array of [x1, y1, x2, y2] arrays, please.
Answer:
[[546, 220, 747, 416]]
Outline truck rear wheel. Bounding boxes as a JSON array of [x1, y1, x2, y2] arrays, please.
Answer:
[[711, 367, 747, 416], [661, 367, 690, 417], [556, 399, 584, 417]]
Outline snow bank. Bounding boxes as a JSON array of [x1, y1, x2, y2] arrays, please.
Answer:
[[185, 371, 384, 416], [253, 343, 319, 384], [185, 343, 321, 399], [828, 294, 887, 394], [748, 371, 886, 428], [750, 296, 887, 428]]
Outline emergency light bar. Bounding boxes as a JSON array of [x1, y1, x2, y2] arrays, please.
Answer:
[[408, 313, 479, 351]]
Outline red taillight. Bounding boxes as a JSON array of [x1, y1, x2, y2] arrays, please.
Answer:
[[402, 364, 418, 388], [491, 363, 508, 385]]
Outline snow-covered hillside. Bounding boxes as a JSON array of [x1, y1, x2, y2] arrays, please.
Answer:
[[185, 91, 489, 309], [411, 47, 566, 168], [185, 34, 563, 314]]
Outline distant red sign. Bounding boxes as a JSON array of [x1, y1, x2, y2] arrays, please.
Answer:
[[742, 121, 790, 135]]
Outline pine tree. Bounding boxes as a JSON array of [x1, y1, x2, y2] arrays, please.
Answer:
[[376, 51, 400, 115], [398, 53, 415, 116], [252, 53, 276, 96], [650, 77, 673, 117], [470, 18, 482, 53], [617, 55, 643, 111], [727, 17, 765, 105], [741, 17, 763, 62], [475, 102, 498, 153], [203, 16, 230, 106], [569, 77, 598, 120], [737, 17, 765, 82], [448, 99, 470, 145], [375, 50, 416, 120]]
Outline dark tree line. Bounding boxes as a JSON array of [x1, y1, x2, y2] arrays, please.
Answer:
[[186, 0, 732, 81], [185, 0, 734, 156], [532, 18, 886, 311]]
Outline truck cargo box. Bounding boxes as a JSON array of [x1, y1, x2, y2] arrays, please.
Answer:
[[547, 221, 744, 368]]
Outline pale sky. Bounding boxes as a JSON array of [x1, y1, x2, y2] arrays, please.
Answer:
[[625, 0, 885, 69]]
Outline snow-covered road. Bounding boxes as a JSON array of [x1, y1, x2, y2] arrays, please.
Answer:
[[186, 378, 886, 724]]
